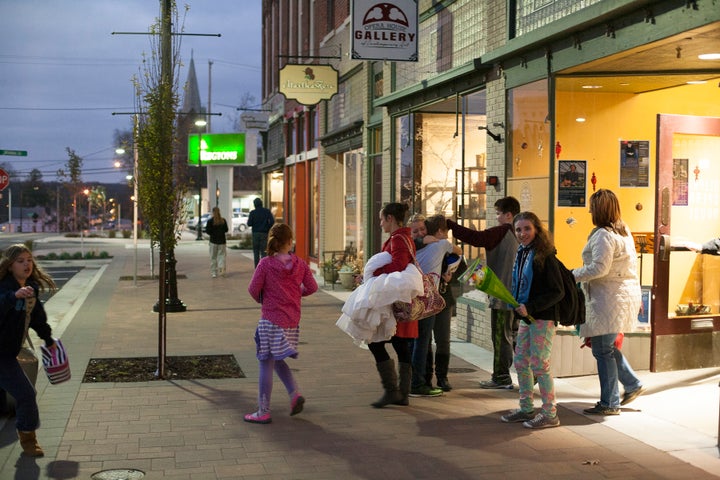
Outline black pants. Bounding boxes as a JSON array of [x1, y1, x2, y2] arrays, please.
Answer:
[[368, 336, 412, 364], [252, 232, 269, 267]]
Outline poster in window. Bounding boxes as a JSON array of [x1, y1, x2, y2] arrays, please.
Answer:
[[558, 160, 586, 207], [620, 140, 650, 187], [672, 158, 689, 206]]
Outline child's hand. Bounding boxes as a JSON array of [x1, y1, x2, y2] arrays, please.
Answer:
[[515, 303, 528, 318], [15, 286, 34, 299]]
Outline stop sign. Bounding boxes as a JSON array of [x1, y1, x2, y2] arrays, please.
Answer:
[[0, 169, 9, 191]]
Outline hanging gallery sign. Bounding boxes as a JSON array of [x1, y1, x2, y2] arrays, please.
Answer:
[[352, 0, 418, 61], [188, 133, 246, 166], [279, 64, 338, 105]]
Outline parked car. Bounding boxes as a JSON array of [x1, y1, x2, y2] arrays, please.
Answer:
[[232, 212, 249, 232], [187, 213, 210, 231]]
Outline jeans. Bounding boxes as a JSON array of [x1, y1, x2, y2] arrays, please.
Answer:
[[411, 315, 435, 390], [0, 355, 39, 431], [209, 243, 226, 276], [252, 232, 269, 267], [590, 333, 642, 408], [491, 309, 518, 384]]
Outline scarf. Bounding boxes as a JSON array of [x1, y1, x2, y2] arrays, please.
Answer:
[[512, 244, 535, 305]]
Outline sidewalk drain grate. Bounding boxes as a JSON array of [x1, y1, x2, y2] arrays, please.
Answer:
[[91, 469, 145, 480], [449, 367, 477, 374]]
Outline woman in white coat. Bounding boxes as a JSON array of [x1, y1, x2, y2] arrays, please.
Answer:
[[572, 189, 644, 415]]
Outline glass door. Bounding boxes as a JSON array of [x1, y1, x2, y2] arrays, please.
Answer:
[[652, 114, 720, 371]]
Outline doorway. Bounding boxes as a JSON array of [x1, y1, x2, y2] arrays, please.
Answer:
[[652, 114, 720, 371]]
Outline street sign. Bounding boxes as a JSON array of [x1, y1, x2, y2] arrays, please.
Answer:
[[0, 168, 8, 191], [0, 149, 27, 156]]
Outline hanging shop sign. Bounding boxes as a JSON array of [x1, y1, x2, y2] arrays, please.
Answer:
[[352, 0, 418, 61], [279, 65, 338, 106], [188, 133, 246, 166]]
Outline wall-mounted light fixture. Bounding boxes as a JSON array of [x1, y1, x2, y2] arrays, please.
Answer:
[[479, 122, 504, 143]]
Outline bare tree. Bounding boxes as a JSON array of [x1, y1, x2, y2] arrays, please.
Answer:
[[57, 148, 84, 231], [133, 0, 189, 378]]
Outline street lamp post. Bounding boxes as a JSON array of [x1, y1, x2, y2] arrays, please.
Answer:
[[194, 119, 207, 240]]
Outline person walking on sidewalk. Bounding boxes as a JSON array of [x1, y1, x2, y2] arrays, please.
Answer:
[[448, 196, 520, 389], [572, 189, 644, 416], [500, 212, 564, 429], [0, 244, 58, 456], [247, 197, 275, 268], [410, 214, 460, 397], [205, 207, 228, 278], [245, 223, 318, 424], [368, 202, 417, 408]]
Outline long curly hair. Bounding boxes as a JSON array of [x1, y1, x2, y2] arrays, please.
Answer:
[[513, 212, 556, 266], [0, 244, 56, 291]]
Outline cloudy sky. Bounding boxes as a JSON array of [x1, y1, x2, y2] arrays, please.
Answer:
[[0, 0, 262, 183]]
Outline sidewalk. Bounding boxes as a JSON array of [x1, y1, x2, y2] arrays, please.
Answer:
[[1, 235, 718, 479]]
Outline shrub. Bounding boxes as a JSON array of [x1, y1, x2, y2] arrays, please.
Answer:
[[45, 252, 59, 260], [24, 240, 34, 251], [122, 230, 132, 239], [72, 252, 83, 259], [108, 230, 116, 239], [60, 252, 72, 260], [99, 251, 110, 258]]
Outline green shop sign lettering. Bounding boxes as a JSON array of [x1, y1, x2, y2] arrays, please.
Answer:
[[188, 133, 246, 166]]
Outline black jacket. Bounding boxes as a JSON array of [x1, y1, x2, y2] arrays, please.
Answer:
[[523, 254, 564, 322], [247, 207, 274, 234], [205, 218, 228, 245], [0, 276, 53, 357]]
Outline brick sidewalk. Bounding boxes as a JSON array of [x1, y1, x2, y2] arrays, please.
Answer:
[[1, 239, 717, 479]]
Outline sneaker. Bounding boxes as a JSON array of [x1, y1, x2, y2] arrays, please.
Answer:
[[479, 379, 514, 390], [500, 409, 535, 423], [244, 411, 272, 424], [437, 378, 453, 392], [583, 402, 620, 415], [409, 386, 443, 397], [523, 413, 560, 429], [290, 394, 305, 416], [621, 386, 645, 406]]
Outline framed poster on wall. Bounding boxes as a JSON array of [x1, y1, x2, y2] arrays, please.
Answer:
[[557, 160, 586, 207], [620, 140, 650, 187]]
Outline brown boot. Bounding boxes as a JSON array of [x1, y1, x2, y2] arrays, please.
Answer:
[[17, 430, 44, 457], [371, 359, 401, 408]]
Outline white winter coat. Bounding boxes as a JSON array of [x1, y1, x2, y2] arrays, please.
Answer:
[[572, 227, 641, 338]]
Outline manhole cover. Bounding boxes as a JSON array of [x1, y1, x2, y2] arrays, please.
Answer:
[[91, 469, 145, 480], [449, 367, 476, 373]]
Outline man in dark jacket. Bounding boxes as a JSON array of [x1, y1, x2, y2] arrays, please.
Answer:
[[247, 197, 275, 267], [448, 196, 521, 389]]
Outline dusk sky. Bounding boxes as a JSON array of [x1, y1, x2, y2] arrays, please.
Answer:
[[0, 0, 262, 184]]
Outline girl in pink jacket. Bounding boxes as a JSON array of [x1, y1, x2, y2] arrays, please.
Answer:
[[245, 223, 318, 424]]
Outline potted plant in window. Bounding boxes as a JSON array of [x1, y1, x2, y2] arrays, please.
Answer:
[[322, 259, 339, 285], [338, 260, 362, 290]]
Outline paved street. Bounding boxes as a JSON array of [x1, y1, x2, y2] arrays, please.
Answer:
[[0, 234, 718, 479]]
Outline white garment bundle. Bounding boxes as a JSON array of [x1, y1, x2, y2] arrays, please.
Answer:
[[336, 251, 423, 345]]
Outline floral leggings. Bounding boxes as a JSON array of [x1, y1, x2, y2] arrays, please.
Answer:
[[514, 319, 557, 417]]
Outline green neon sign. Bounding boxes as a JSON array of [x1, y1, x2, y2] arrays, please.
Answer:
[[188, 133, 246, 165]]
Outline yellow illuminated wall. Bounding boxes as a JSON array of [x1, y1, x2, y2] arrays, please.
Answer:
[[553, 80, 720, 268]]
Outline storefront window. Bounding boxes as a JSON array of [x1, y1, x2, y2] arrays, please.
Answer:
[[393, 90, 488, 261], [268, 171, 284, 223], [310, 159, 319, 258], [344, 150, 364, 264], [507, 79, 550, 217]]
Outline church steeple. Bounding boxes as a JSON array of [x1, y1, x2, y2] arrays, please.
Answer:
[[182, 50, 203, 117]]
